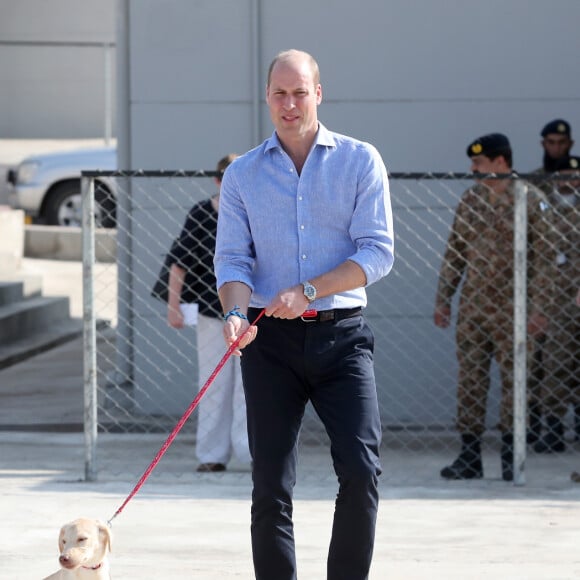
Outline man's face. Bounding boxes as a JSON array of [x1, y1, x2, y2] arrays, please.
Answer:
[[470, 154, 508, 189], [542, 134, 572, 160], [266, 56, 322, 142]]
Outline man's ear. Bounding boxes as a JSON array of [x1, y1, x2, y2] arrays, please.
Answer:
[[494, 155, 510, 172]]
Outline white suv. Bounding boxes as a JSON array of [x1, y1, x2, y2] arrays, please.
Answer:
[[7, 146, 117, 228]]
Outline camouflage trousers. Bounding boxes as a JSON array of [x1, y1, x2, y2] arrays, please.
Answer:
[[539, 308, 580, 418], [454, 310, 534, 435]]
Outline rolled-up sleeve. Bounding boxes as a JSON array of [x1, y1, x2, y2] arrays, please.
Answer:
[[348, 144, 394, 286], [214, 165, 255, 292]]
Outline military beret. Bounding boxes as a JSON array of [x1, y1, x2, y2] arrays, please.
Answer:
[[541, 119, 571, 138], [466, 133, 511, 158], [554, 155, 580, 171]]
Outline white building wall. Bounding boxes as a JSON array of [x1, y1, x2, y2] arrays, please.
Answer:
[[0, 0, 116, 138], [124, 0, 580, 172], [2, 0, 578, 163]]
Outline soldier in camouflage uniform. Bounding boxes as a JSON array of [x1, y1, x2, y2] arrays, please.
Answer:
[[528, 120, 575, 439], [434, 133, 552, 481], [533, 156, 580, 455]]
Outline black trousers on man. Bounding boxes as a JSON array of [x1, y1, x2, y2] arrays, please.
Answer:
[[242, 309, 382, 580]]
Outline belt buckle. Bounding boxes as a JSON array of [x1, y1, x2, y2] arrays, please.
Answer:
[[300, 309, 318, 322]]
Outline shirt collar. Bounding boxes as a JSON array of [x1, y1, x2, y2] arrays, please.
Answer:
[[264, 122, 335, 154]]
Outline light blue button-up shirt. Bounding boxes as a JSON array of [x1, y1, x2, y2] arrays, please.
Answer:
[[215, 123, 394, 310]]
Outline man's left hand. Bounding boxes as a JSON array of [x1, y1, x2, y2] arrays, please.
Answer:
[[527, 311, 549, 338], [266, 285, 310, 319]]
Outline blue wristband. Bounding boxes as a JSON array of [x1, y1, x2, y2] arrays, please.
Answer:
[[223, 305, 248, 322]]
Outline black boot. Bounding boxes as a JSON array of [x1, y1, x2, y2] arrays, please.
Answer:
[[501, 433, 513, 482], [527, 403, 542, 445], [441, 434, 483, 480], [534, 416, 566, 453]]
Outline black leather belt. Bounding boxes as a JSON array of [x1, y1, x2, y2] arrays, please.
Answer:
[[248, 307, 362, 323]]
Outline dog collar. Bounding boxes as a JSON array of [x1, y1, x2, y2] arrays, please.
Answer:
[[82, 563, 103, 570]]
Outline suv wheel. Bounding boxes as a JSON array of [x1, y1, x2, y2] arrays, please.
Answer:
[[43, 181, 116, 228]]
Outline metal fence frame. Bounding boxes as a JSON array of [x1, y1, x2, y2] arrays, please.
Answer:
[[81, 169, 577, 484]]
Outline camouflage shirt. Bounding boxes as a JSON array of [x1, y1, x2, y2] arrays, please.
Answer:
[[435, 180, 553, 317], [531, 166, 555, 196], [539, 191, 580, 315]]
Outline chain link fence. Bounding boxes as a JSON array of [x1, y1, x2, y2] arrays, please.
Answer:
[[81, 170, 579, 485]]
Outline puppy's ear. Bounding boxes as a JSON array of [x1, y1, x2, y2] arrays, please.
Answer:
[[58, 527, 65, 551], [97, 521, 112, 552]]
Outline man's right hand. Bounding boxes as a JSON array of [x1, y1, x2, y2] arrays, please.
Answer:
[[434, 304, 452, 328], [223, 316, 257, 356]]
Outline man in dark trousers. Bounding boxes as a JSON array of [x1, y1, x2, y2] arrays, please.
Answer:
[[215, 49, 394, 580]]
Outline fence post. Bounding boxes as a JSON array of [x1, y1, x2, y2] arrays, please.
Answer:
[[82, 176, 98, 481], [513, 180, 528, 486]]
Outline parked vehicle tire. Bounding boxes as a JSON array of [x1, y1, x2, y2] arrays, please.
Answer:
[[43, 180, 116, 228]]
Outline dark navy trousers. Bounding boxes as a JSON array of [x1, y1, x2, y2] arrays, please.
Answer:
[[241, 310, 382, 580]]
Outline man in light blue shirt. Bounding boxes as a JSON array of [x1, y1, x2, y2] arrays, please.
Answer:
[[215, 49, 394, 580]]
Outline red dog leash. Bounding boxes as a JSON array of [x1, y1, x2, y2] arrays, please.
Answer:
[[108, 308, 265, 526]]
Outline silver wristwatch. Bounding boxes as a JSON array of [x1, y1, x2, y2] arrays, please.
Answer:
[[302, 281, 317, 303]]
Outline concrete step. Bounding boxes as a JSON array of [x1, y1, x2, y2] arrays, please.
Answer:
[[0, 295, 71, 346], [0, 282, 24, 307], [0, 318, 83, 370], [0, 274, 42, 301], [0, 266, 83, 370]]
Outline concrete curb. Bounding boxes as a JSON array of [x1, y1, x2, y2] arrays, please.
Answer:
[[0, 208, 25, 272], [24, 224, 116, 262]]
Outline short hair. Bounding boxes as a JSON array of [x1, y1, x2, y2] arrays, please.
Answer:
[[267, 49, 320, 87], [216, 153, 238, 178]]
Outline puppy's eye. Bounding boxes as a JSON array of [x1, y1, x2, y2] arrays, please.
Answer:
[[78, 537, 87, 542]]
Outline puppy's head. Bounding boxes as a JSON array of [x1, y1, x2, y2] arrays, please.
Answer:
[[58, 518, 112, 570]]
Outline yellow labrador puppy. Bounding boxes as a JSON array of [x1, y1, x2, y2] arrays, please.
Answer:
[[44, 518, 111, 579]]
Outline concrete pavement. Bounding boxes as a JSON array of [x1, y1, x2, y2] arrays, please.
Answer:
[[1, 259, 580, 579], [2, 428, 580, 579]]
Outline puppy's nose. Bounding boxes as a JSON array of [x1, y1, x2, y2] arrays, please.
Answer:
[[59, 555, 70, 564]]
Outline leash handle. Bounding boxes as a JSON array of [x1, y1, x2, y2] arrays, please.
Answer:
[[108, 308, 265, 526]]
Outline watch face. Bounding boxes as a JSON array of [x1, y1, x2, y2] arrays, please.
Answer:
[[303, 282, 316, 302]]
